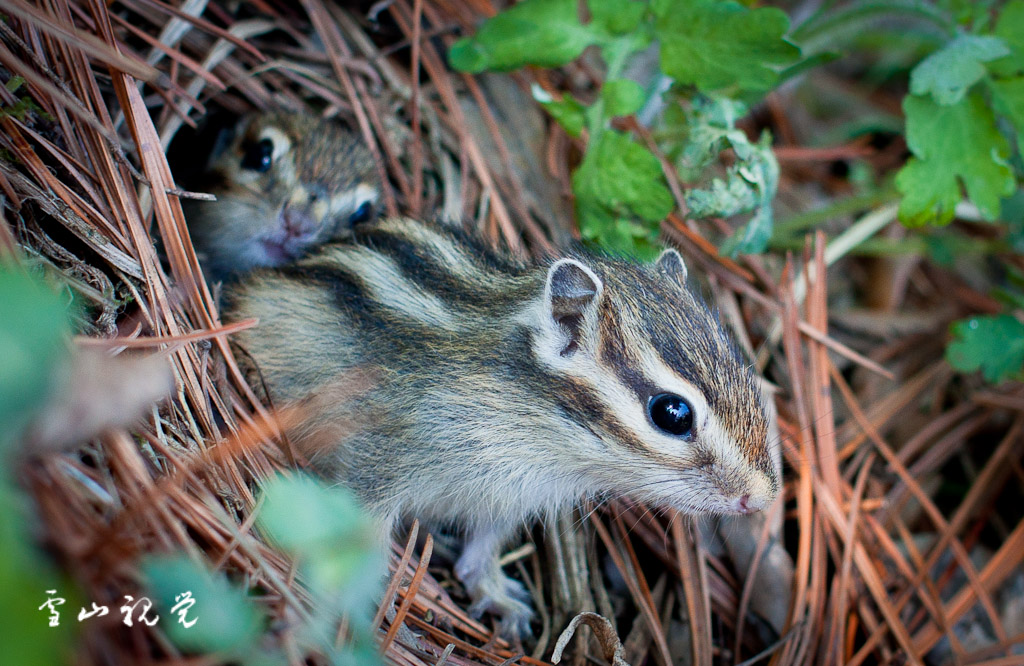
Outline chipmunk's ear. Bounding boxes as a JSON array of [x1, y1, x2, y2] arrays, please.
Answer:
[[656, 248, 687, 283], [543, 258, 603, 358]]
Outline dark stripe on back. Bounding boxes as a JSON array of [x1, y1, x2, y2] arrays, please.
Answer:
[[354, 222, 530, 311], [359, 229, 497, 308], [276, 260, 441, 343]]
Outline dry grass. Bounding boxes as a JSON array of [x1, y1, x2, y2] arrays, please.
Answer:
[[3, 1, 1023, 665]]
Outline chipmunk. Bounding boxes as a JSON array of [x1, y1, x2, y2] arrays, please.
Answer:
[[224, 217, 778, 638], [183, 112, 379, 280]]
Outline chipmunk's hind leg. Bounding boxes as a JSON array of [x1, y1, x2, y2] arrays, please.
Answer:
[[454, 522, 533, 639]]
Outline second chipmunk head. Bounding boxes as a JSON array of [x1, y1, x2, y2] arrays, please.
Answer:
[[187, 112, 379, 278]]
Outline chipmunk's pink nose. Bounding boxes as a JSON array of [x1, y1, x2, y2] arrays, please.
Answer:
[[735, 494, 754, 514], [281, 207, 317, 238]]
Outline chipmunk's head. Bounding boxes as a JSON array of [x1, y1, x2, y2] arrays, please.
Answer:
[[526, 249, 777, 515], [189, 112, 379, 277]]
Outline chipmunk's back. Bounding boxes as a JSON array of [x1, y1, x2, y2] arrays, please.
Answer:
[[226, 218, 535, 400]]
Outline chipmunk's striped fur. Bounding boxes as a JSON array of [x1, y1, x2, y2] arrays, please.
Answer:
[[225, 217, 776, 637]]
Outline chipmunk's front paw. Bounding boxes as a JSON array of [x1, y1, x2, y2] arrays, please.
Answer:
[[465, 574, 534, 639], [455, 526, 535, 639]]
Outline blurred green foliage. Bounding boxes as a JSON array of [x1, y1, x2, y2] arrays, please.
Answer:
[[257, 474, 383, 665], [0, 265, 75, 666], [143, 555, 263, 657], [140, 474, 383, 666], [0, 265, 384, 664]]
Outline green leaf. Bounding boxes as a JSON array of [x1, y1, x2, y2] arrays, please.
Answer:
[[4, 75, 24, 93], [601, 79, 645, 117], [589, 0, 647, 35], [1003, 190, 1024, 253], [449, 0, 597, 73], [532, 84, 587, 137], [0, 483, 77, 666], [909, 34, 1009, 104], [671, 96, 750, 176], [572, 130, 673, 257], [580, 216, 661, 260], [0, 268, 77, 666], [990, 0, 1024, 77], [447, 40, 488, 73], [895, 93, 1014, 226], [143, 555, 262, 655], [947, 314, 1024, 383], [718, 133, 779, 257], [573, 129, 674, 224], [667, 97, 779, 255], [257, 474, 382, 603], [989, 76, 1024, 149], [652, 0, 800, 93], [924, 233, 960, 267], [685, 174, 757, 219], [0, 266, 70, 448]]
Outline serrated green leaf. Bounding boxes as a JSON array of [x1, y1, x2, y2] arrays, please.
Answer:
[[448, 0, 597, 73], [910, 34, 1009, 104], [989, 76, 1024, 149], [720, 134, 778, 256], [535, 89, 587, 138], [685, 174, 757, 219], [580, 216, 661, 260], [589, 0, 647, 35], [671, 96, 750, 178], [573, 129, 674, 227], [652, 0, 800, 93], [602, 79, 645, 117], [947, 314, 1024, 383], [896, 93, 1014, 226], [669, 98, 778, 256], [990, 0, 1024, 77], [143, 555, 262, 655]]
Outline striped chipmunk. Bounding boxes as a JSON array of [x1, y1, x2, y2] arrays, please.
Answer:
[[224, 216, 779, 638], [183, 112, 380, 281]]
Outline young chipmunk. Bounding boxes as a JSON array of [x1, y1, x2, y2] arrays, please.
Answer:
[[184, 112, 379, 279], [224, 218, 778, 637]]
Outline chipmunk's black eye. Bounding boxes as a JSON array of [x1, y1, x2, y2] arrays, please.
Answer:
[[648, 393, 694, 437], [241, 138, 274, 172], [348, 200, 373, 225]]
